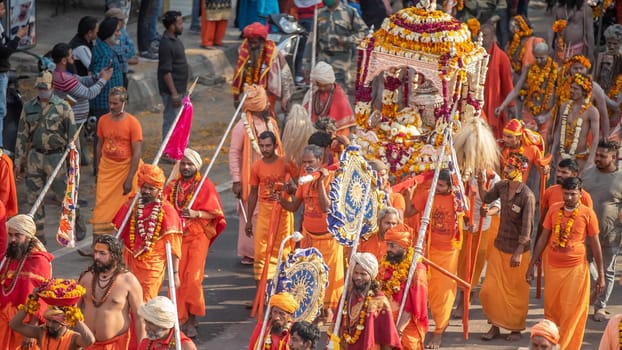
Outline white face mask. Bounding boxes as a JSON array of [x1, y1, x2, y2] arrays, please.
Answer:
[[37, 89, 53, 100]]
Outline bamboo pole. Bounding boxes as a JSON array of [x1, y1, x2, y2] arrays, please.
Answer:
[[165, 242, 182, 350]]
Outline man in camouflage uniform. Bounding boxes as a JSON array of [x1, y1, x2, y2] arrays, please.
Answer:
[[14, 71, 76, 244], [305, 0, 368, 88]]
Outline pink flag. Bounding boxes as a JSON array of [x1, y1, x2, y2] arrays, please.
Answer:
[[164, 95, 194, 160]]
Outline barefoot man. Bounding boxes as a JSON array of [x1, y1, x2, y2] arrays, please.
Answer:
[[550, 73, 600, 172], [79, 234, 146, 348]]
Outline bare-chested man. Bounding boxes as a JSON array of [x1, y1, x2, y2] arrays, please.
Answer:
[[79, 234, 145, 349], [549, 0, 595, 62], [558, 55, 611, 139], [551, 73, 600, 171], [495, 43, 558, 141]]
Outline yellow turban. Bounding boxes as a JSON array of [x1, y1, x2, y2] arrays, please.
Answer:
[[384, 224, 413, 249], [269, 292, 298, 314], [138, 296, 177, 329], [531, 319, 560, 345], [242, 84, 268, 113], [7, 214, 36, 238], [183, 148, 203, 169], [138, 164, 166, 189]]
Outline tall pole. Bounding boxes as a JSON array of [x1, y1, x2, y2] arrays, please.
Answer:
[[165, 242, 182, 350], [187, 92, 248, 208], [307, 4, 319, 119]]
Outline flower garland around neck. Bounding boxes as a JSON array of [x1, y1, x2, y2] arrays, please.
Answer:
[[245, 44, 265, 86], [380, 247, 414, 297], [169, 172, 201, 211], [607, 75, 622, 114], [520, 57, 558, 116], [342, 289, 373, 344], [559, 100, 587, 159], [552, 204, 579, 248], [129, 195, 165, 258], [552, 20, 567, 61], [243, 112, 274, 155], [508, 16, 533, 73]]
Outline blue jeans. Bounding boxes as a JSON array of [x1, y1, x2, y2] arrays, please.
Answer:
[[161, 92, 185, 141], [150, 0, 163, 42], [191, 0, 201, 30], [0, 72, 7, 148]]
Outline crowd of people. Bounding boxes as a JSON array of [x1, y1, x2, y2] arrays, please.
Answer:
[[1, 0, 622, 349]]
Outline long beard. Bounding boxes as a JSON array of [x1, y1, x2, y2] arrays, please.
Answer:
[[386, 251, 405, 264], [353, 280, 371, 294], [6, 241, 30, 259], [46, 327, 62, 339], [93, 260, 115, 273], [598, 69, 613, 90]]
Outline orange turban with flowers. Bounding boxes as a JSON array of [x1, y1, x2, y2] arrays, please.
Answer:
[[138, 164, 166, 189], [531, 319, 560, 345], [503, 118, 524, 137], [242, 84, 268, 112], [384, 224, 413, 249], [269, 292, 298, 314], [243, 22, 268, 40]]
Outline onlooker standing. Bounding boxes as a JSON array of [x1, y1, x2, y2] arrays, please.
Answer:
[[104, 8, 138, 88], [68, 16, 99, 76], [200, 0, 231, 48], [0, 0, 27, 150], [90, 17, 124, 174], [158, 10, 188, 142], [190, 0, 201, 33], [137, 0, 158, 59], [51, 43, 112, 165]]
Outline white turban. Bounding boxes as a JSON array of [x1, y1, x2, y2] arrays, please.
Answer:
[[310, 61, 336, 84], [138, 296, 176, 329], [183, 148, 203, 169], [351, 252, 378, 279]]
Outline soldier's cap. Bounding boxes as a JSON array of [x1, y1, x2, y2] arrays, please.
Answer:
[[34, 71, 53, 89], [105, 8, 128, 20]]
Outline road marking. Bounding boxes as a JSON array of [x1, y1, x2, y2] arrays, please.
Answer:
[[50, 180, 234, 258]]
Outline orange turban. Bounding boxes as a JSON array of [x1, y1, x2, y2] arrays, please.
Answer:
[[243, 22, 268, 40], [138, 164, 166, 189], [269, 292, 298, 314], [242, 84, 268, 112], [503, 118, 524, 137], [531, 319, 559, 345], [384, 224, 412, 248]]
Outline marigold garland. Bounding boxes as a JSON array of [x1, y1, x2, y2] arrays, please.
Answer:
[[520, 57, 558, 116], [466, 18, 480, 38], [607, 75, 622, 115], [552, 20, 567, 60], [508, 16, 533, 73], [129, 196, 165, 258], [62, 305, 84, 327], [380, 248, 414, 296], [245, 45, 265, 86], [552, 205, 579, 248], [559, 101, 586, 159], [18, 295, 40, 315], [243, 112, 274, 155], [342, 290, 373, 344], [169, 172, 201, 211]]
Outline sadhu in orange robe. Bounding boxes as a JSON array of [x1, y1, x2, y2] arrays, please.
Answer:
[[164, 175, 226, 325]]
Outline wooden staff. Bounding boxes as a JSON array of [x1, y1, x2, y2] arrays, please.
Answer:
[[535, 154, 552, 299], [307, 4, 318, 119], [115, 78, 199, 239], [28, 124, 84, 217], [186, 91, 249, 209], [165, 241, 182, 350]]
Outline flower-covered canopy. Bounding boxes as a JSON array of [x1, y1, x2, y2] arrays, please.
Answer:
[[354, 0, 489, 177]]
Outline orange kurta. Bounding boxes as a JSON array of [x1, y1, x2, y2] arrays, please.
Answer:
[[297, 173, 343, 310], [247, 321, 290, 350], [86, 331, 130, 350], [540, 185, 593, 216], [0, 151, 17, 217], [358, 233, 388, 263], [164, 175, 226, 324], [484, 43, 515, 139], [414, 191, 462, 334], [250, 157, 296, 280], [0, 250, 53, 350], [92, 113, 142, 235], [40, 329, 78, 349], [542, 202, 598, 350], [114, 199, 183, 301]]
